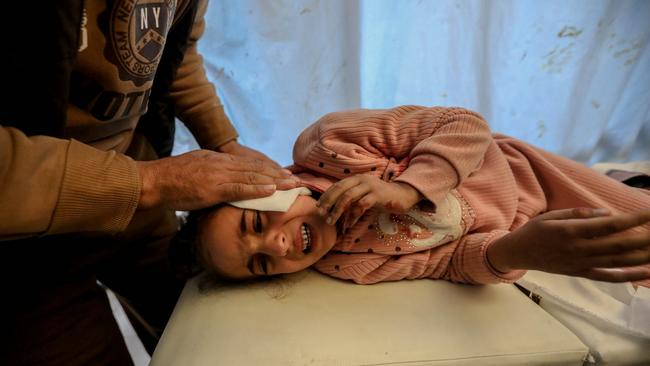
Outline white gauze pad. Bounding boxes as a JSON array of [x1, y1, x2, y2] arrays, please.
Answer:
[[228, 187, 312, 212]]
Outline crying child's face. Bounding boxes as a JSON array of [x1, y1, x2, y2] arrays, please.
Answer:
[[198, 196, 338, 280]]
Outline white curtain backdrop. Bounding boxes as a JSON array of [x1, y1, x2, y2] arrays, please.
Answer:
[[174, 0, 650, 167]]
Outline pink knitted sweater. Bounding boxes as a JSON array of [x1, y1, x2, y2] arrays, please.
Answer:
[[290, 106, 650, 286]]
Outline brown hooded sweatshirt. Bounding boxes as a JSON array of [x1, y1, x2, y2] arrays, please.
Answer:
[[0, 0, 237, 240]]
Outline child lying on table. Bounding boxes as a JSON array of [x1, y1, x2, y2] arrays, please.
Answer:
[[176, 106, 650, 287]]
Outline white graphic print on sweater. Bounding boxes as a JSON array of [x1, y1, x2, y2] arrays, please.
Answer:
[[376, 192, 463, 248]]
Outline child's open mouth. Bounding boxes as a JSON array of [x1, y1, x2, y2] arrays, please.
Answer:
[[300, 223, 312, 254]]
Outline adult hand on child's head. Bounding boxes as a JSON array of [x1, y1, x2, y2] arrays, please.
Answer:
[[137, 150, 299, 211], [317, 175, 423, 230], [488, 208, 650, 282]]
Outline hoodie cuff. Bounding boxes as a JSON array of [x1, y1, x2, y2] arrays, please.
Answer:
[[48, 139, 140, 235]]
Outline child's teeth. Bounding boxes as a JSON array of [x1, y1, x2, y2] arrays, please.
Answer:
[[301, 224, 311, 251]]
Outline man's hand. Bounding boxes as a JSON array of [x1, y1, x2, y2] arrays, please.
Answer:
[[487, 208, 650, 282], [137, 150, 299, 211], [316, 175, 423, 229], [218, 140, 280, 168]]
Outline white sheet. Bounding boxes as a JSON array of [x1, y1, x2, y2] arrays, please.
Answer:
[[517, 272, 650, 364]]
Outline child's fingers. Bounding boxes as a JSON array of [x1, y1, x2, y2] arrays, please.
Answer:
[[346, 194, 375, 229], [540, 207, 610, 221], [584, 248, 650, 268], [584, 232, 650, 256], [327, 184, 372, 225], [569, 210, 650, 238], [318, 177, 361, 212], [580, 267, 650, 283], [340, 211, 352, 232], [341, 209, 359, 233]]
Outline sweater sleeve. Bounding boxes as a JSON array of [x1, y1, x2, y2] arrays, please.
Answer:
[[169, 0, 238, 150], [0, 126, 140, 240], [313, 230, 526, 285], [293, 106, 492, 206]]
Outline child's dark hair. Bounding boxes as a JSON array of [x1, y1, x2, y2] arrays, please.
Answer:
[[169, 207, 213, 281]]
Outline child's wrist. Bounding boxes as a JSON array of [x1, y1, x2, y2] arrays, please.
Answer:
[[486, 234, 518, 273], [393, 182, 423, 206]]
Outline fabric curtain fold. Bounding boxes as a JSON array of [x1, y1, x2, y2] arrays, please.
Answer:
[[174, 0, 649, 167]]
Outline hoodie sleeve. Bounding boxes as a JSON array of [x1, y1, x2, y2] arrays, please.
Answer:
[[168, 0, 238, 150], [0, 126, 140, 240]]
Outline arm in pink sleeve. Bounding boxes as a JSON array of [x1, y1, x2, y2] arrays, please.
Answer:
[[293, 106, 493, 206], [313, 230, 526, 285], [393, 108, 493, 206]]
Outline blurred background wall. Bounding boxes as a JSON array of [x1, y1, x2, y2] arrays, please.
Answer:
[[174, 0, 650, 167]]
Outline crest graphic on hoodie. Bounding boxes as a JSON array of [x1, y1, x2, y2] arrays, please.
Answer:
[[100, 0, 177, 86]]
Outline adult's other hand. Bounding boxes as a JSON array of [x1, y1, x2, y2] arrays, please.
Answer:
[[137, 150, 299, 211]]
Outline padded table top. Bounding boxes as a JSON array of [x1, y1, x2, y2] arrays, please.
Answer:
[[151, 270, 587, 366]]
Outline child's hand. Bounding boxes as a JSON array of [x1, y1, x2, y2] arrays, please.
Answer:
[[488, 208, 650, 282], [317, 175, 423, 229]]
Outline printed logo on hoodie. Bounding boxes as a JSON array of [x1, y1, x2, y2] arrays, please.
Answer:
[[100, 0, 177, 86]]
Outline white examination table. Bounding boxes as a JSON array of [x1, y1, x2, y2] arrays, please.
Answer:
[[150, 270, 588, 365]]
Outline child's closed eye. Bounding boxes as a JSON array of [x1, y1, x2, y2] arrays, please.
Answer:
[[254, 211, 263, 233]]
